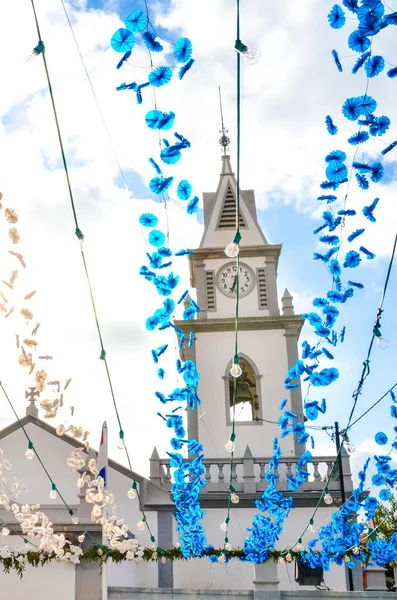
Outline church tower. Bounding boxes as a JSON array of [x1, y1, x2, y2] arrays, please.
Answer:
[[175, 152, 305, 459]]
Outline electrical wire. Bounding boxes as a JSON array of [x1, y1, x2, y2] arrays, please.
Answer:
[[29, 0, 156, 542]]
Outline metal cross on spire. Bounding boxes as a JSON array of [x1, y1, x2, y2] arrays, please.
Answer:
[[25, 387, 40, 417], [218, 86, 230, 155]]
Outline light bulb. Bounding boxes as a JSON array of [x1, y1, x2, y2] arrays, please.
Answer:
[[50, 484, 57, 500], [225, 439, 235, 453], [344, 555, 350, 563], [78, 534, 85, 543], [231, 493, 239, 504], [308, 523, 315, 534], [346, 442, 356, 454], [242, 48, 261, 65], [352, 546, 360, 555], [225, 542, 232, 551], [286, 553, 292, 562], [72, 515, 79, 525], [230, 363, 242, 378], [25, 449, 34, 460], [137, 520, 145, 531], [297, 540, 304, 551], [225, 242, 239, 258], [161, 556, 167, 564], [279, 556, 285, 564], [127, 488, 136, 499], [220, 522, 228, 532], [117, 438, 125, 450], [218, 553, 226, 564], [2, 528, 9, 536], [377, 336, 390, 350], [324, 492, 333, 505]]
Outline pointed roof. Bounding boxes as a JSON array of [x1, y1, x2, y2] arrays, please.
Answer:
[[200, 155, 268, 249]]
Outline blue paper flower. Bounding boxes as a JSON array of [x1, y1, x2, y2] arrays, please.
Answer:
[[149, 176, 174, 195], [381, 140, 397, 155], [187, 196, 199, 214], [149, 230, 166, 247], [387, 66, 397, 78], [357, 1, 385, 23], [326, 160, 348, 182], [375, 431, 388, 445], [149, 157, 162, 174], [161, 146, 182, 165], [369, 116, 391, 136], [177, 180, 192, 200], [146, 315, 159, 331], [145, 110, 175, 130], [179, 59, 195, 80], [380, 488, 391, 501], [111, 28, 135, 53], [342, 0, 358, 11], [320, 180, 339, 190], [371, 161, 384, 182], [328, 5, 346, 28], [325, 115, 338, 135], [124, 9, 147, 32], [348, 131, 369, 145], [343, 250, 361, 268], [142, 31, 163, 52], [139, 213, 158, 228], [332, 49, 343, 72], [352, 51, 371, 74], [359, 94, 377, 116], [347, 228, 365, 242], [326, 150, 346, 163], [116, 50, 132, 69], [319, 235, 340, 245], [342, 97, 363, 121], [149, 66, 173, 88], [310, 368, 339, 387], [384, 12, 397, 25], [348, 280, 364, 288], [317, 194, 337, 203], [348, 30, 371, 53], [174, 37, 193, 63], [365, 55, 385, 77], [363, 197, 379, 222], [356, 173, 369, 189], [360, 246, 376, 259], [353, 161, 373, 172]]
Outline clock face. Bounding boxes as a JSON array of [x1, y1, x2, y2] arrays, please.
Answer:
[[216, 262, 256, 298]]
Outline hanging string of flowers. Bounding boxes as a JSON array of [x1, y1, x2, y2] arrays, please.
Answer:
[[111, 8, 206, 557], [243, 0, 397, 570]]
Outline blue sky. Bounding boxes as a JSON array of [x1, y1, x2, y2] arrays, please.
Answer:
[[0, 0, 396, 483]]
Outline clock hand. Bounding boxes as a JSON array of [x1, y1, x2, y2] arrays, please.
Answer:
[[231, 276, 238, 293]]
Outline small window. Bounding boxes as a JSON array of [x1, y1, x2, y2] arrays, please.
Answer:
[[205, 270, 216, 311], [217, 184, 246, 229], [229, 357, 259, 422]]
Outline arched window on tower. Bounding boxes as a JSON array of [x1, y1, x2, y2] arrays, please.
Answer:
[[227, 357, 261, 423]]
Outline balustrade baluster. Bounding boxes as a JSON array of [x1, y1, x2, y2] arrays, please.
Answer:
[[205, 463, 212, 481], [313, 461, 321, 481], [217, 464, 225, 482]]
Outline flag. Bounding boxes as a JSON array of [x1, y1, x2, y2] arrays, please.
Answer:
[[98, 421, 108, 488]]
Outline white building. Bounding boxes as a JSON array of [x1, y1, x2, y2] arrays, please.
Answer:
[[0, 155, 358, 598]]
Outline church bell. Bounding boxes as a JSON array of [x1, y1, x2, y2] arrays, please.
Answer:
[[234, 380, 253, 405]]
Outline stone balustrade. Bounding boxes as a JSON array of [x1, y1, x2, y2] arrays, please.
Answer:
[[149, 445, 353, 496]]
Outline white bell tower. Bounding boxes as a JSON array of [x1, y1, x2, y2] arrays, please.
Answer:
[[175, 154, 304, 459]]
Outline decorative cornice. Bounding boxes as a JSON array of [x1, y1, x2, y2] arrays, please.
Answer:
[[174, 315, 304, 335]]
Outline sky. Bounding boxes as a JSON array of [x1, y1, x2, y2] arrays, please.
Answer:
[[0, 0, 396, 498]]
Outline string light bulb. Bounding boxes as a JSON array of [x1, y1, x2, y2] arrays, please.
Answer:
[[49, 483, 57, 500], [78, 534, 85, 543], [117, 429, 125, 450], [234, 40, 260, 65], [221, 517, 230, 532], [72, 515, 79, 525], [225, 433, 236, 453], [286, 553, 292, 562], [231, 492, 239, 504], [324, 489, 333, 505], [25, 441, 34, 460], [376, 336, 390, 350], [279, 556, 285, 564], [346, 441, 356, 454], [137, 519, 145, 531], [308, 519, 315, 533], [296, 539, 304, 551], [230, 355, 242, 378], [26, 40, 45, 62], [1, 527, 10, 536], [127, 486, 136, 500], [352, 546, 360, 555], [225, 542, 232, 551], [225, 232, 242, 258]]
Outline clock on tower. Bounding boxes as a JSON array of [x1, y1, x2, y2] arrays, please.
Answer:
[[175, 154, 304, 459]]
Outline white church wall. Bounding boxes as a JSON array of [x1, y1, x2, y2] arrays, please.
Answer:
[[202, 256, 272, 320], [0, 535, 75, 600], [173, 506, 347, 592], [106, 467, 158, 588], [0, 424, 82, 507], [195, 329, 294, 458]]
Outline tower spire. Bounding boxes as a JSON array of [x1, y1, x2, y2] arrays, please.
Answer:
[[218, 86, 230, 156]]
